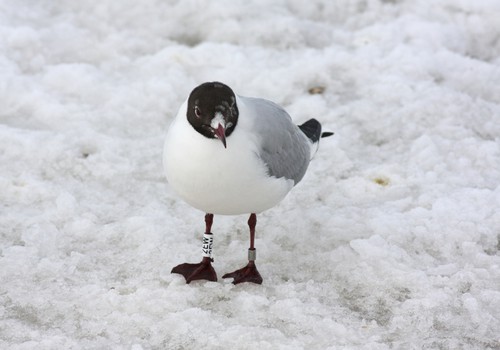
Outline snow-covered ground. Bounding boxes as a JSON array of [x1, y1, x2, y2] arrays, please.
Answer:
[[1, 0, 500, 349]]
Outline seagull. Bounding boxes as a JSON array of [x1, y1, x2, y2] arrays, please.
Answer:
[[163, 82, 332, 284]]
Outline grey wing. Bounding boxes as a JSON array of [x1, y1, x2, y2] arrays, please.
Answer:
[[246, 97, 311, 185]]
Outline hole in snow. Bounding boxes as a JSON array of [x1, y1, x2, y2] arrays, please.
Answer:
[[308, 86, 325, 95], [373, 177, 390, 186]]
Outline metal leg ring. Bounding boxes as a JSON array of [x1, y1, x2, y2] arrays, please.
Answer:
[[248, 248, 256, 261]]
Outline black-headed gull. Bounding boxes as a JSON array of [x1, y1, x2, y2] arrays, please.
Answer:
[[164, 82, 332, 284]]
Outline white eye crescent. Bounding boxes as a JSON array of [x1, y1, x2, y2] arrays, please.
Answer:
[[194, 106, 201, 118]]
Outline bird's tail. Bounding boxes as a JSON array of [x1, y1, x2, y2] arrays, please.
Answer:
[[298, 118, 334, 159]]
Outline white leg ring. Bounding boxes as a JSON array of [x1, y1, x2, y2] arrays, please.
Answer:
[[202, 233, 214, 258]]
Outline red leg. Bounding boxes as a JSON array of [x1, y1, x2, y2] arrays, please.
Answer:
[[171, 213, 217, 283], [223, 213, 263, 285], [205, 213, 213, 233], [248, 212, 256, 250]]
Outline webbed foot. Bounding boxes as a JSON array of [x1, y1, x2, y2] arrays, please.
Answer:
[[171, 257, 217, 283], [223, 261, 262, 285]]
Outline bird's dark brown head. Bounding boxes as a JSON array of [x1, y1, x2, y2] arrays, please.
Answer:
[[186, 82, 239, 148]]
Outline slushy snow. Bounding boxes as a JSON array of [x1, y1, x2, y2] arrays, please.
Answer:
[[1, 0, 500, 349]]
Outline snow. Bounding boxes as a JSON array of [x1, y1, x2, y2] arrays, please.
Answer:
[[1, 0, 499, 348]]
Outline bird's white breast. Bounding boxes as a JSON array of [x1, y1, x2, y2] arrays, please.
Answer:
[[163, 101, 294, 215]]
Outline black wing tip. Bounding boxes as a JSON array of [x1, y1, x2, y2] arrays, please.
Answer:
[[298, 119, 334, 142], [298, 119, 322, 143]]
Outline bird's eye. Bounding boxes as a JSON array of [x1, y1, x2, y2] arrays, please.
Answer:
[[194, 106, 201, 118]]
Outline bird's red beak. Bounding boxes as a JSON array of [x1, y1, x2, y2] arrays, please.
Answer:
[[215, 123, 227, 148]]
